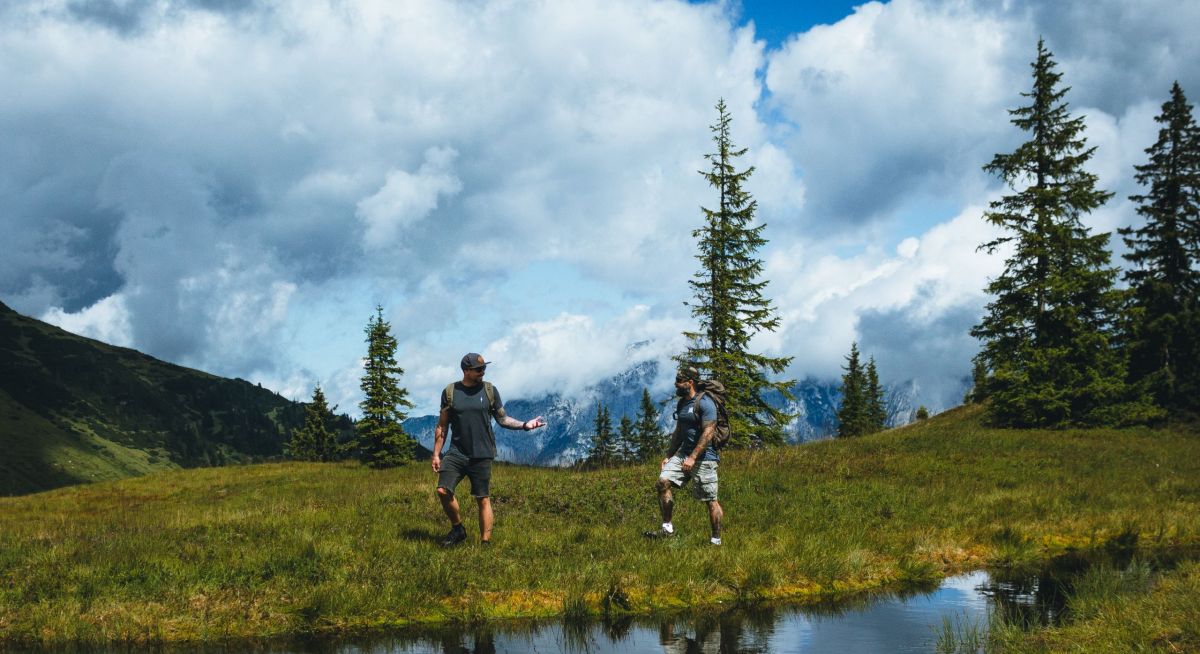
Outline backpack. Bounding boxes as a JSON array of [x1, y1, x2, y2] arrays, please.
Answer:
[[693, 379, 731, 450], [444, 382, 496, 413]]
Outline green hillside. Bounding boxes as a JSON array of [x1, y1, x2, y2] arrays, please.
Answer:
[[1, 405, 1197, 648], [0, 301, 327, 495]]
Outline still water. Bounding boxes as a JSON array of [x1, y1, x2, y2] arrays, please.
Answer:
[[88, 549, 1181, 654], [296, 572, 999, 654]]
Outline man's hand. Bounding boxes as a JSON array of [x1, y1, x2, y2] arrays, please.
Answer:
[[431, 455, 441, 473], [682, 455, 696, 473], [524, 416, 547, 430], [660, 457, 670, 470]]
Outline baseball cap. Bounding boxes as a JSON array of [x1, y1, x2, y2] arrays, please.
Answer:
[[677, 364, 701, 381], [461, 353, 491, 370]]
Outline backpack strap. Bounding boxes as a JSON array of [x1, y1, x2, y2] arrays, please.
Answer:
[[693, 391, 709, 423], [445, 381, 497, 413], [484, 382, 496, 413]]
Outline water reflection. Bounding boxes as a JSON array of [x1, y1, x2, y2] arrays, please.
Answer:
[[66, 549, 1199, 654], [302, 572, 992, 653]]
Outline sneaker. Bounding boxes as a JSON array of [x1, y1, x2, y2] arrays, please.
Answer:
[[481, 540, 491, 547], [709, 537, 722, 546], [441, 524, 467, 547], [643, 528, 675, 539]]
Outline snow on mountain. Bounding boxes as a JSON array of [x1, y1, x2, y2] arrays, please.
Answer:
[[403, 358, 969, 465]]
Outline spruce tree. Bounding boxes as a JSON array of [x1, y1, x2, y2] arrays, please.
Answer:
[[617, 415, 636, 464], [865, 357, 887, 432], [971, 40, 1138, 427], [288, 383, 337, 462], [286, 406, 318, 461], [1120, 82, 1200, 413], [634, 387, 663, 461], [356, 306, 416, 467], [837, 342, 870, 438], [588, 402, 615, 467], [682, 99, 794, 448]]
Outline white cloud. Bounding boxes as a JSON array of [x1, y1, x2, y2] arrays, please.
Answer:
[[767, 205, 1006, 380], [357, 146, 462, 250], [41, 293, 133, 347]]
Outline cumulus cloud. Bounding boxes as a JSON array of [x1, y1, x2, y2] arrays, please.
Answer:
[[41, 293, 134, 347], [357, 146, 463, 250], [766, 206, 1006, 382]]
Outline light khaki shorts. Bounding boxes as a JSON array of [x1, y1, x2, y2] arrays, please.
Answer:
[[659, 456, 718, 502]]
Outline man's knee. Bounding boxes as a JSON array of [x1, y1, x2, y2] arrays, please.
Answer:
[[436, 486, 453, 499], [655, 477, 672, 493]]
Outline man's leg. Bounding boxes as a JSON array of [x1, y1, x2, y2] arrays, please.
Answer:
[[656, 477, 675, 525], [436, 453, 469, 547], [476, 496, 493, 542], [436, 486, 462, 525], [707, 500, 723, 540]]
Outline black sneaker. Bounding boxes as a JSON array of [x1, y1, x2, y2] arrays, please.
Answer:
[[441, 524, 467, 547], [481, 540, 491, 547], [643, 528, 675, 539]]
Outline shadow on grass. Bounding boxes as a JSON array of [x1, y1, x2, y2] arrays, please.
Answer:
[[401, 527, 444, 544]]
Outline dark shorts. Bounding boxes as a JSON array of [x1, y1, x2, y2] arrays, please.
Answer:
[[437, 449, 493, 498]]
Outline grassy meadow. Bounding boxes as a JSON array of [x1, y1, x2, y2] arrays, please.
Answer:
[[1, 404, 1198, 648]]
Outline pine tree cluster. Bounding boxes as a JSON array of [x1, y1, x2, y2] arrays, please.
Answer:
[[973, 40, 1200, 427], [836, 342, 887, 438], [583, 388, 666, 468], [286, 383, 340, 462]]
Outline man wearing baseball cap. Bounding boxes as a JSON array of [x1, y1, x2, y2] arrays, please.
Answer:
[[431, 353, 546, 547]]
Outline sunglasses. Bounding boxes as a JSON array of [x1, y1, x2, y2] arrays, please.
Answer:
[[471, 366, 487, 373]]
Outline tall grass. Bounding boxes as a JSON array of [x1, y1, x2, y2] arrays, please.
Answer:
[[983, 558, 1200, 653], [1, 405, 1198, 646]]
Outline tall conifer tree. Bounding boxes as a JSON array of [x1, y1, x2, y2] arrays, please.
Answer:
[[865, 357, 887, 432], [971, 40, 1138, 427], [682, 99, 794, 448], [617, 415, 636, 464], [837, 342, 869, 438], [1120, 82, 1200, 413], [634, 387, 663, 461], [588, 402, 615, 467], [356, 306, 416, 466]]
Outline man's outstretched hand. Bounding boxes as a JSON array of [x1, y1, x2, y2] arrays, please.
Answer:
[[524, 416, 547, 430]]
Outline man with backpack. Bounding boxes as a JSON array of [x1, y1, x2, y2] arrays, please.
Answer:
[[645, 364, 724, 545], [432, 352, 546, 547]]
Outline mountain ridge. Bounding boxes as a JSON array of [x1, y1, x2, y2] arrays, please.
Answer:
[[403, 358, 941, 465], [0, 300, 335, 495]]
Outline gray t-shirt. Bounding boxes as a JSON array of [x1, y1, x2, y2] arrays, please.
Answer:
[[440, 382, 504, 459], [674, 393, 719, 463]]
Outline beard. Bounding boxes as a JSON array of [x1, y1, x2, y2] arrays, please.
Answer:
[[675, 385, 689, 397]]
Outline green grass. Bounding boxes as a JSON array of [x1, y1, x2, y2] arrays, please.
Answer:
[[1, 404, 1198, 647], [985, 559, 1200, 653], [0, 389, 177, 495]]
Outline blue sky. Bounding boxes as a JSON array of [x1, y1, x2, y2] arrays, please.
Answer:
[[3, 0, 1198, 416]]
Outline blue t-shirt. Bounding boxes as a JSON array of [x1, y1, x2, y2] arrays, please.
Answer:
[[674, 393, 719, 463]]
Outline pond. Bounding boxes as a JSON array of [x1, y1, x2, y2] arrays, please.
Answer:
[[267, 571, 1011, 653], [64, 548, 1195, 653]]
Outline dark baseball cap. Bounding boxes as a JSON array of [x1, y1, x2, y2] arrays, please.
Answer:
[[677, 364, 701, 381], [461, 353, 491, 370]]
